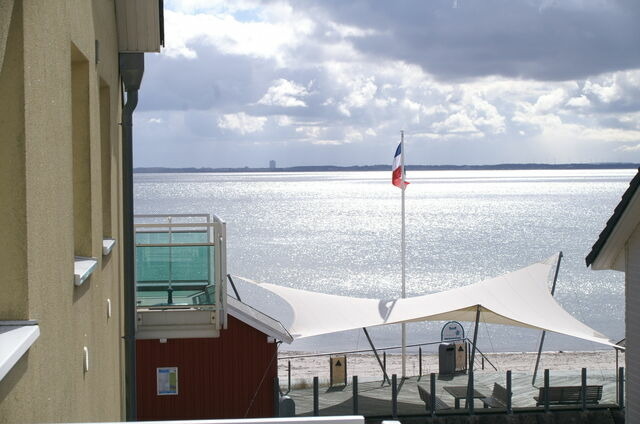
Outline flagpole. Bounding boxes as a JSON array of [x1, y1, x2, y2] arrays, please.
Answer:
[[400, 130, 407, 379]]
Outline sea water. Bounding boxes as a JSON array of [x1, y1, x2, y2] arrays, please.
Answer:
[[134, 169, 632, 353]]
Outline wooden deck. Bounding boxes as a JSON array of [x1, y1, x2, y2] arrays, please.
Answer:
[[285, 369, 620, 417]]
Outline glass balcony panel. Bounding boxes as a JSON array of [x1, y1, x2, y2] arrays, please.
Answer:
[[135, 230, 215, 307]]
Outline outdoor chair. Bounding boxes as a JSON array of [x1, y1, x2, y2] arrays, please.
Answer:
[[417, 384, 451, 412], [481, 383, 509, 408]]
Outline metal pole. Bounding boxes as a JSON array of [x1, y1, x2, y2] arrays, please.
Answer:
[[391, 374, 398, 418], [287, 361, 291, 394], [468, 306, 481, 376], [313, 376, 319, 416], [362, 328, 391, 385], [532, 252, 563, 385], [430, 373, 436, 416], [467, 306, 481, 412], [506, 370, 512, 414], [273, 377, 280, 417], [544, 369, 550, 413], [619, 367, 624, 409], [400, 130, 407, 379], [352, 376, 358, 414], [418, 346, 422, 379], [227, 274, 241, 301], [468, 371, 474, 414], [581, 368, 587, 411], [615, 348, 619, 404]]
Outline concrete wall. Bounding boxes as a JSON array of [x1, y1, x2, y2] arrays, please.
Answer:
[[0, 0, 124, 422], [626, 224, 640, 424]]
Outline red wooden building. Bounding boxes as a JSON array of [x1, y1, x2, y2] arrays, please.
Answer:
[[136, 297, 292, 421]]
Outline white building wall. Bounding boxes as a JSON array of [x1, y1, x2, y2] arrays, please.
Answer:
[[626, 224, 640, 423]]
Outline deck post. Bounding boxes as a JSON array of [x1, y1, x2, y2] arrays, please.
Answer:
[[313, 376, 319, 416], [392, 374, 398, 418], [362, 328, 391, 385], [619, 367, 625, 409], [430, 373, 436, 416], [419, 347, 422, 379], [581, 368, 587, 411], [273, 377, 280, 417], [352, 375, 358, 414], [615, 348, 620, 403], [506, 370, 512, 414], [544, 369, 550, 413], [533, 252, 563, 385], [467, 370, 475, 414]]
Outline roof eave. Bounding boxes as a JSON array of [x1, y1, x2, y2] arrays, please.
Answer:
[[586, 168, 640, 270]]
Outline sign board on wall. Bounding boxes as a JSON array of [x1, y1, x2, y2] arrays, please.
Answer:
[[441, 321, 465, 341], [157, 367, 178, 395]]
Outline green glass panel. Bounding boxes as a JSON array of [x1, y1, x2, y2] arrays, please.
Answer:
[[135, 230, 216, 307]]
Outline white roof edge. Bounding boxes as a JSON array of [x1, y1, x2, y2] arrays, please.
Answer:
[[227, 297, 293, 343], [0, 323, 40, 381], [591, 189, 640, 271]]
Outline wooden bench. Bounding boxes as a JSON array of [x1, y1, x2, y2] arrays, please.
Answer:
[[481, 383, 509, 408], [417, 384, 451, 411], [534, 385, 603, 406]]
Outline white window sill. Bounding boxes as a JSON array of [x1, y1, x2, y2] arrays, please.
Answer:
[[0, 321, 39, 381], [102, 238, 116, 256], [74, 256, 98, 286]]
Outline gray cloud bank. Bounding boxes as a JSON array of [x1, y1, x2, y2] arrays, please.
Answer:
[[135, 0, 640, 168]]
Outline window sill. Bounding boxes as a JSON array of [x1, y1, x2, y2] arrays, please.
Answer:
[[102, 238, 116, 256], [74, 256, 98, 286], [0, 321, 39, 381]]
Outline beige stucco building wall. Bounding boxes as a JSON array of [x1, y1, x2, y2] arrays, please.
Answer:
[[0, 0, 125, 422]]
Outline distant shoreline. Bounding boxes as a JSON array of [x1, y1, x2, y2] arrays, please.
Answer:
[[134, 162, 640, 174]]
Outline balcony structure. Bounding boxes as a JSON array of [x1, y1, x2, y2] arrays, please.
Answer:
[[134, 214, 227, 339]]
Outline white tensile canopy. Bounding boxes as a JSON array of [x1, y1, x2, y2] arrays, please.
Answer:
[[233, 254, 615, 347]]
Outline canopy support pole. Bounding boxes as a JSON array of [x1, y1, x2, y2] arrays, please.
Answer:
[[467, 305, 481, 404], [363, 328, 391, 385], [468, 305, 481, 375], [532, 251, 563, 385]]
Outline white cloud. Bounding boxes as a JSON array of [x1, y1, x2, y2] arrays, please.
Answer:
[[534, 88, 567, 114], [141, 1, 640, 167], [616, 144, 640, 152], [336, 75, 378, 117], [566, 95, 591, 108], [218, 112, 266, 134], [161, 8, 314, 64], [432, 112, 479, 134], [258, 79, 309, 107]]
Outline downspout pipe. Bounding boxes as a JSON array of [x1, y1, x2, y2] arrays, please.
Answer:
[[120, 52, 144, 422]]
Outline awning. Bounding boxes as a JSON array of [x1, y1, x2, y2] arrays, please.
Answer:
[[233, 254, 615, 347], [0, 321, 40, 381]]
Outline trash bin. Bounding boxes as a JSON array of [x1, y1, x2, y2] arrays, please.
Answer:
[[278, 395, 296, 417], [439, 343, 456, 375]]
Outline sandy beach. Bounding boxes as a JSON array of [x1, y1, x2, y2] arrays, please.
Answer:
[[278, 350, 623, 384]]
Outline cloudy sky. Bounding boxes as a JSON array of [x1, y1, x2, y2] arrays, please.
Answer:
[[135, 0, 640, 168]]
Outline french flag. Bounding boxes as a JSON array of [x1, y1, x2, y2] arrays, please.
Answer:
[[392, 143, 409, 188]]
